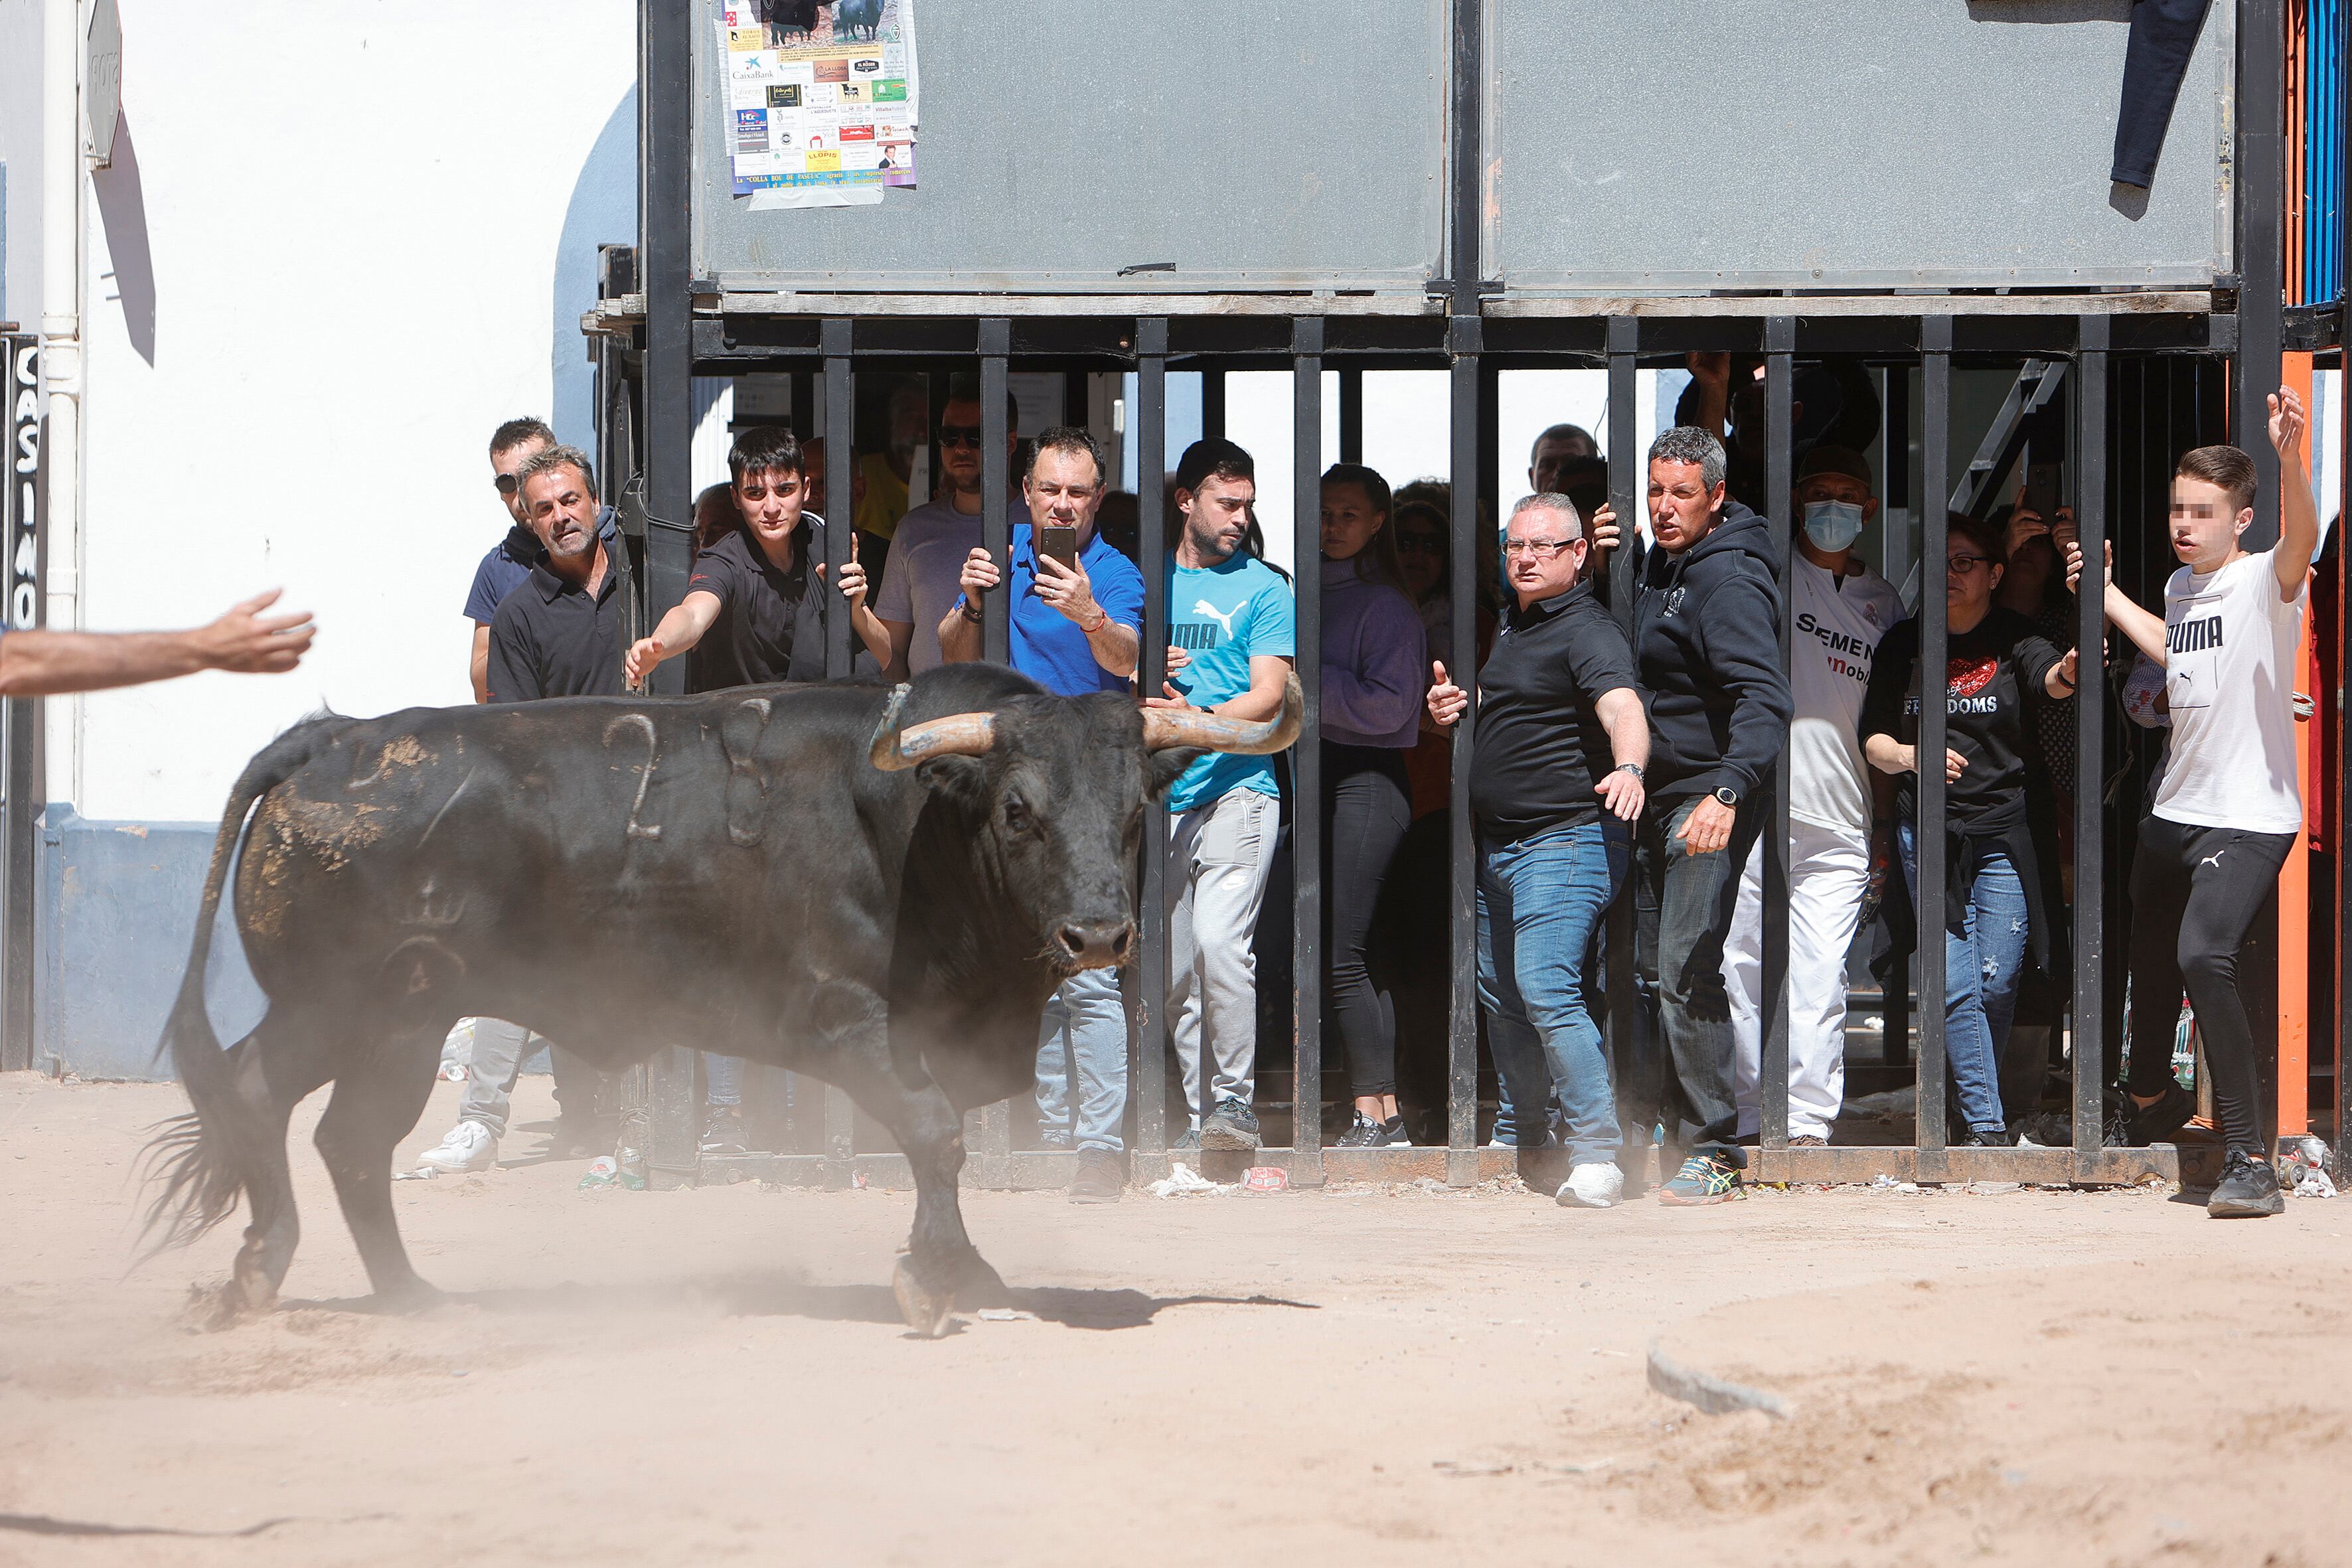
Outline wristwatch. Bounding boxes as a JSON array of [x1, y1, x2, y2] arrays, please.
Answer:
[[1711, 785, 1739, 809], [1614, 762, 1644, 780]]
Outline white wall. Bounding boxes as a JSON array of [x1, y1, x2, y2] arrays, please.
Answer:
[[73, 0, 636, 821], [0, 0, 44, 329]]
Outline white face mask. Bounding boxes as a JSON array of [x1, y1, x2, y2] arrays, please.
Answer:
[[1802, 499, 1865, 552]]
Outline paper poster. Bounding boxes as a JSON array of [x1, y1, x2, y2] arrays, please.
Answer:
[[720, 1, 919, 199]]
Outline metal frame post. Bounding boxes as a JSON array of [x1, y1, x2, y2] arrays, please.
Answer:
[[2339, 0, 2352, 1175], [1293, 317, 1325, 1176], [2074, 315, 2111, 1176], [1604, 319, 1640, 1172], [2242, 0, 2289, 546], [1445, 318, 1480, 1176], [1338, 366, 1364, 465], [2, 335, 40, 1074], [1762, 320, 1795, 1150], [980, 321, 1012, 666], [823, 321, 854, 679], [639, 0, 694, 692], [1136, 321, 1170, 1158], [1202, 369, 1227, 443], [1917, 319, 1953, 1173]]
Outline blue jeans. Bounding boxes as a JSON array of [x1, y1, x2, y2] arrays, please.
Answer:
[[1034, 966, 1130, 1153], [1897, 822, 2027, 1135], [1477, 820, 1628, 1165]]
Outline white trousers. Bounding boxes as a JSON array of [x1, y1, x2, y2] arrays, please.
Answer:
[[1167, 789, 1279, 1125], [1725, 819, 1870, 1141]]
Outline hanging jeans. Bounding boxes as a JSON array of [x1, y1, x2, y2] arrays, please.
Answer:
[[2112, 0, 2214, 187]]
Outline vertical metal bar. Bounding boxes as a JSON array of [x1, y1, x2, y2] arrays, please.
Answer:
[[823, 321, 853, 680], [1762, 321, 1795, 1151], [1447, 318, 1481, 1175], [980, 321, 1012, 666], [1605, 321, 1640, 1170], [1202, 369, 1227, 443], [1293, 319, 1325, 1173], [1136, 321, 1170, 1157], [1918, 320, 1953, 1166], [1338, 366, 1364, 465], [2075, 316, 2110, 1176], [1883, 362, 1913, 1070], [2339, 0, 2352, 1177], [639, 0, 694, 694], [1, 335, 40, 1073], [2242, 0, 2290, 547], [791, 368, 817, 442]]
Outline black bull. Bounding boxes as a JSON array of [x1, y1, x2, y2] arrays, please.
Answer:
[[143, 663, 1302, 1336]]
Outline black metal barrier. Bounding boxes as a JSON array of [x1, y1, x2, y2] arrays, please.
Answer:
[[593, 299, 2312, 1192]]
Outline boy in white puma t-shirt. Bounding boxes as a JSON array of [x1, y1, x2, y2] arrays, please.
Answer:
[[2071, 387, 2319, 1218]]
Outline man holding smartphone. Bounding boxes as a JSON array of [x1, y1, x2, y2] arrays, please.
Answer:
[[940, 426, 1144, 1203]]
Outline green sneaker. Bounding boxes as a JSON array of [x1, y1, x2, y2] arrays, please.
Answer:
[[1657, 1150, 1743, 1206]]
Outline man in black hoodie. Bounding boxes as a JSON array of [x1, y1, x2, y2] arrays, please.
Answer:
[[1629, 426, 1792, 1205]]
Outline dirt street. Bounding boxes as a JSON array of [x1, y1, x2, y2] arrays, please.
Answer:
[[2, 1071, 2346, 1566]]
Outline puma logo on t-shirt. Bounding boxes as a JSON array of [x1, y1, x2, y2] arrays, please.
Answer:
[[2167, 614, 2225, 653]]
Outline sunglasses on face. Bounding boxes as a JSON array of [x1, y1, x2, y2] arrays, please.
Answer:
[[937, 426, 985, 449], [494, 473, 521, 495], [1947, 554, 1991, 576], [1395, 532, 1445, 556]]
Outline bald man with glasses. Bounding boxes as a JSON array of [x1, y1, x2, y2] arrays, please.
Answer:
[[1427, 495, 1650, 1210]]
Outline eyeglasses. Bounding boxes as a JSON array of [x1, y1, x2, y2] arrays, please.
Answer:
[[1395, 533, 1445, 556], [938, 426, 985, 449], [494, 473, 521, 495], [1947, 554, 1991, 576], [1502, 537, 1579, 559]]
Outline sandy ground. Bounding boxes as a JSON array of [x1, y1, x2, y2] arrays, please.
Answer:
[[2, 1071, 2348, 1567]]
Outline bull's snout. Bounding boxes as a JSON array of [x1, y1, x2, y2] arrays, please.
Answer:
[[1055, 920, 1135, 969]]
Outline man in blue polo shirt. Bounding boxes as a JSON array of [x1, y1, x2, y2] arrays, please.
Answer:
[[1150, 439, 1295, 1153], [943, 426, 1143, 1202]]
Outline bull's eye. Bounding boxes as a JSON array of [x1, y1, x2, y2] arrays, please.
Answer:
[[1002, 794, 1034, 834]]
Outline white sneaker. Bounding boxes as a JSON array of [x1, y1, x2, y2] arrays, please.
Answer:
[[417, 1120, 499, 1173], [1556, 1162, 1624, 1210]]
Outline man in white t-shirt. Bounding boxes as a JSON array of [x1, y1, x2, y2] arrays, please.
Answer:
[[870, 372, 1025, 680], [1723, 445, 1904, 1145], [2071, 387, 2318, 1219]]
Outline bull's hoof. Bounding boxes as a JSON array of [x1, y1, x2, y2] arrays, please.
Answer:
[[185, 1279, 266, 1333], [892, 1257, 955, 1338], [955, 1254, 1012, 1311]]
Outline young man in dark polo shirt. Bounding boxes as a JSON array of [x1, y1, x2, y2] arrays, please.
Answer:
[[625, 426, 888, 692], [1427, 494, 1649, 1210], [487, 445, 629, 702]]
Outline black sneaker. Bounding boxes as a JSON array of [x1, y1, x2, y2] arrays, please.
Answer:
[[2207, 1149, 2284, 1218], [700, 1106, 748, 1155], [1334, 1113, 1411, 1148], [1036, 1129, 1074, 1152], [1199, 1097, 1262, 1151], [1959, 1127, 2011, 1148], [1067, 1148, 1125, 1204], [2129, 1082, 2197, 1146]]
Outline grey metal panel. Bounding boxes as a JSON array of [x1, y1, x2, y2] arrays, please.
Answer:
[[1486, 0, 2233, 291], [693, 0, 1448, 293]]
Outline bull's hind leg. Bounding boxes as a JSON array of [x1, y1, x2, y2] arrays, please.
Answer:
[[313, 1025, 447, 1309], [217, 1014, 335, 1322]]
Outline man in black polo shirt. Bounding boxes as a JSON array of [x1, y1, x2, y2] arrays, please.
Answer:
[[1427, 494, 1649, 1210], [625, 426, 888, 692], [487, 445, 628, 702]]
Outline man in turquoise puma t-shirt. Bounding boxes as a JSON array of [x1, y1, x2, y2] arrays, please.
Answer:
[[1150, 439, 1296, 1152]]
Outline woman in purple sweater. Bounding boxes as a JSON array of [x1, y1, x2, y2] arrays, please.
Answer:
[[1319, 465, 1431, 1147]]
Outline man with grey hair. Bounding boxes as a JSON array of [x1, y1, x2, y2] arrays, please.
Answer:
[[1628, 426, 1792, 1205], [1428, 494, 1649, 1208]]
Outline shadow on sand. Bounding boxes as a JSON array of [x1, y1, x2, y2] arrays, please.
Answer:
[[281, 1272, 1320, 1334]]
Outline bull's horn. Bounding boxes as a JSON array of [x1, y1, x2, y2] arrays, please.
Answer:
[[1140, 671, 1304, 755], [868, 685, 1000, 771]]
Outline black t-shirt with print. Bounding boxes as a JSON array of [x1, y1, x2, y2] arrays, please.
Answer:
[[1858, 608, 2062, 827]]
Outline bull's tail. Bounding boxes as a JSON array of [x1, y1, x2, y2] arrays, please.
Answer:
[[139, 716, 351, 1255]]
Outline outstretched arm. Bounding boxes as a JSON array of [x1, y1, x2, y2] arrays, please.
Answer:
[[0, 591, 315, 696], [624, 590, 722, 688], [2269, 386, 2321, 600]]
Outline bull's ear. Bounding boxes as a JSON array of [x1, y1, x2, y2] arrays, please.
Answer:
[[915, 754, 990, 807], [1144, 747, 1208, 802]]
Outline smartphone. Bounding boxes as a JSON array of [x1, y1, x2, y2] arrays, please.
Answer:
[[1039, 524, 1079, 571], [2023, 462, 2062, 524]]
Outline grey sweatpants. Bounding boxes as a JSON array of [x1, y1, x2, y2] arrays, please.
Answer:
[[1166, 789, 1279, 1125], [455, 1018, 591, 1140]]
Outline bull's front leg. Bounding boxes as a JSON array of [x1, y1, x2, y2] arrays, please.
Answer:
[[886, 1085, 1010, 1337]]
